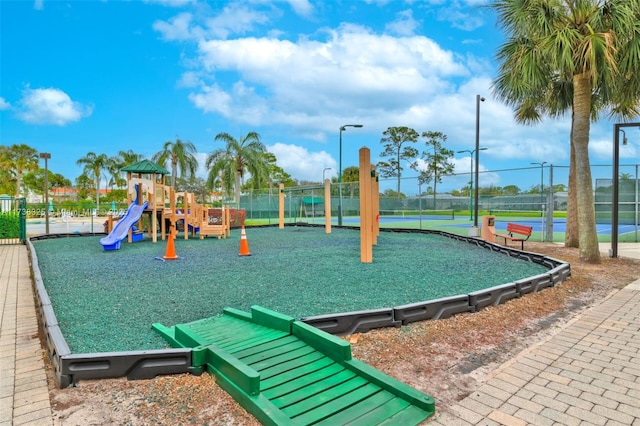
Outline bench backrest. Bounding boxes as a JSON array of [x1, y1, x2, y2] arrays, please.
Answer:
[[507, 222, 533, 237]]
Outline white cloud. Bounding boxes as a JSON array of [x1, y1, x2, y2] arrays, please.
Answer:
[[156, 4, 586, 190], [268, 142, 337, 182], [0, 97, 10, 110], [194, 152, 209, 178], [385, 9, 421, 36], [286, 0, 314, 17], [204, 4, 271, 39], [188, 24, 467, 132], [590, 138, 611, 161], [188, 83, 232, 115], [177, 71, 201, 88], [154, 4, 271, 41], [17, 87, 93, 126], [153, 12, 198, 41], [619, 143, 638, 161], [144, 0, 195, 7], [590, 135, 640, 162], [436, 4, 485, 31]]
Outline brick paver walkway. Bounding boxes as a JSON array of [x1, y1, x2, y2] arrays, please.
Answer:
[[0, 245, 52, 426], [429, 279, 640, 425]]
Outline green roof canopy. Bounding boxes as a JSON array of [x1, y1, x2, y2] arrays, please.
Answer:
[[121, 160, 170, 175], [302, 196, 323, 204]]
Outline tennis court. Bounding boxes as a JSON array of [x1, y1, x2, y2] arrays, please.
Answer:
[[327, 212, 639, 242], [440, 218, 637, 235]]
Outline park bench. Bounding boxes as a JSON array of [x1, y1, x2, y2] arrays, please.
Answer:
[[494, 222, 533, 250]]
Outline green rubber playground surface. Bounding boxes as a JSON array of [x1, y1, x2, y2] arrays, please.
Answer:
[[32, 226, 547, 353]]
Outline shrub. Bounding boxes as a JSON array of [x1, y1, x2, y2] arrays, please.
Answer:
[[0, 211, 20, 238]]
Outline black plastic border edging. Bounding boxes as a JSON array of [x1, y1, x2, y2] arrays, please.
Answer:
[[27, 237, 193, 388], [298, 225, 571, 334], [27, 226, 570, 388]]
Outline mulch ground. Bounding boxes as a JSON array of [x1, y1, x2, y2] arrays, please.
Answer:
[[47, 242, 640, 425]]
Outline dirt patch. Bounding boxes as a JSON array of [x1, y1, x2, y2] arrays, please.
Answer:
[[45, 243, 640, 424]]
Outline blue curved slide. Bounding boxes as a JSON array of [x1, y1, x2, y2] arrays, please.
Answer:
[[99, 201, 148, 251]]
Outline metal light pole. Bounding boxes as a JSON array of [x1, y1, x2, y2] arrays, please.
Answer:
[[338, 124, 363, 226], [612, 122, 640, 257], [474, 95, 485, 227], [531, 162, 547, 241], [39, 152, 51, 235], [458, 147, 487, 222], [323, 167, 332, 182]]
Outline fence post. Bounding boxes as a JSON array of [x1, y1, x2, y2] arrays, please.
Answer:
[[546, 165, 554, 242], [19, 197, 26, 242]]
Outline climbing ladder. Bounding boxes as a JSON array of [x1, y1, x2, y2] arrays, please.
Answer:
[[153, 306, 435, 425]]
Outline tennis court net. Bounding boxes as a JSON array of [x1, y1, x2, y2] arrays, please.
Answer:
[[378, 209, 455, 220]]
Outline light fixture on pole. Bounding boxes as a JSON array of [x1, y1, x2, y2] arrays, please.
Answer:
[[612, 122, 640, 257], [39, 152, 51, 235], [323, 167, 332, 182], [474, 95, 485, 227], [338, 124, 363, 226], [458, 147, 487, 221]]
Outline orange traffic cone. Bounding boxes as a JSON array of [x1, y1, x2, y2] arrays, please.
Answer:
[[239, 226, 251, 256], [163, 225, 178, 260]]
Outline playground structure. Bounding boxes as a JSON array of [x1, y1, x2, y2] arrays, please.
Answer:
[[100, 160, 230, 250]]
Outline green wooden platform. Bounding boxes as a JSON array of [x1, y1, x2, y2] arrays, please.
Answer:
[[153, 306, 435, 425]]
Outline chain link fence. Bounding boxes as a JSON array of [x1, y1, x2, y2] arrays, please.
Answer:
[[237, 164, 639, 242]]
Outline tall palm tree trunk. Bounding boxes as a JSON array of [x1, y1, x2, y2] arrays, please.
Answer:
[[565, 117, 579, 247], [15, 171, 23, 198], [95, 176, 100, 212], [235, 171, 242, 205], [573, 73, 600, 263], [172, 161, 178, 188]]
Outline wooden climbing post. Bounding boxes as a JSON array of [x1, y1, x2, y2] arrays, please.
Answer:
[[324, 178, 332, 234], [372, 166, 379, 245], [359, 147, 373, 263], [278, 183, 285, 229]]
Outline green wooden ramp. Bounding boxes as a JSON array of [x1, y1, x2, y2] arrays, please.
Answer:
[[153, 305, 435, 425]]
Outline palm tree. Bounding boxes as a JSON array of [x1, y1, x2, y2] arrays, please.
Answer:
[[206, 132, 268, 204], [105, 156, 122, 190], [619, 173, 633, 181], [118, 149, 145, 168], [152, 138, 198, 188], [113, 150, 145, 188], [490, 0, 640, 263], [76, 152, 108, 211], [2, 144, 39, 198], [0, 145, 17, 195]]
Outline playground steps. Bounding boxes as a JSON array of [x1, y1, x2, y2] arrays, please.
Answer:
[[198, 223, 226, 239], [152, 306, 435, 426]]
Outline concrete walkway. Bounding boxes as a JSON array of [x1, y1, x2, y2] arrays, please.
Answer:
[[0, 242, 638, 426]]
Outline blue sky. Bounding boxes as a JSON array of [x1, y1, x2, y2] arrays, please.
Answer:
[[1, 0, 638, 195]]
